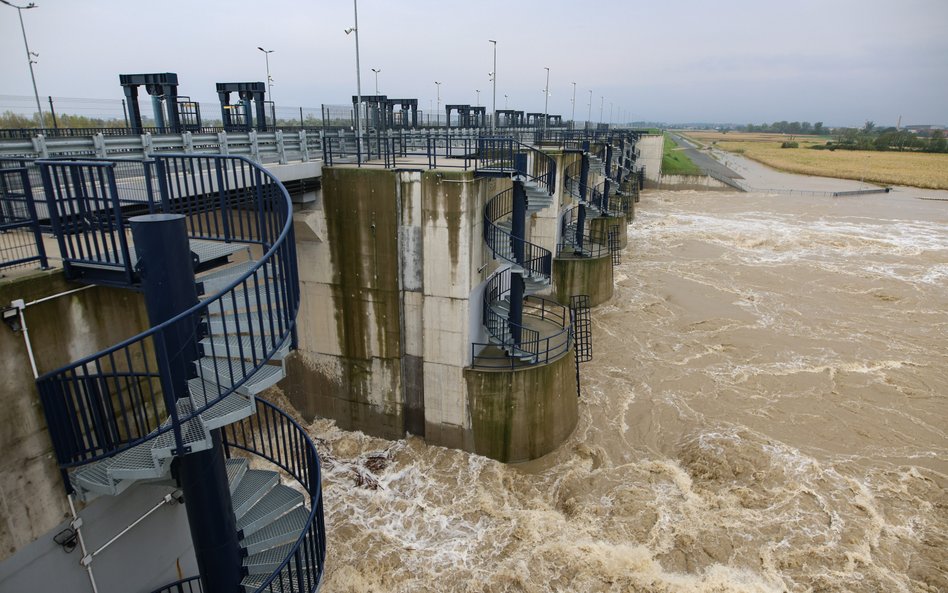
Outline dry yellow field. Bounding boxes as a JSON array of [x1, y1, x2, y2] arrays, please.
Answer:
[[685, 131, 829, 146], [680, 131, 948, 190]]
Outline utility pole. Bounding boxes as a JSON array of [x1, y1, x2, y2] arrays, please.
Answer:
[[371, 68, 381, 94], [587, 90, 592, 128], [2, 0, 45, 130], [489, 39, 497, 133], [543, 67, 550, 132], [257, 47, 274, 126], [345, 0, 363, 154]]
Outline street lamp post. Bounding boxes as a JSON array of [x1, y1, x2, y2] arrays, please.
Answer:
[[371, 68, 381, 94], [587, 90, 592, 128], [489, 39, 497, 133], [2, 0, 45, 130], [504, 94, 508, 109], [257, 46, 274, 125], [543, 67, 550, 132], [345, 0, 364, 153], [434, 81, 441, 127], [475, 89, 480, 107], [570, 81, 576, 130]]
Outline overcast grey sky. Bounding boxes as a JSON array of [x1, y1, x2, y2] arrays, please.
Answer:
[[1, 0, 946, 126]]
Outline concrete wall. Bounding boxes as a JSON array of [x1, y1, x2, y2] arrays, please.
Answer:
[[552, 253, 615, 307], [636, 134, 664, 185], [0, 270, 195, 591], [589, 216, 628, 250], [287, 166, 490, 445], [286, 167, 409, 439], [289, 164, 580, 461], [656, 174, 731, 191], [464, 350, 578, 463]]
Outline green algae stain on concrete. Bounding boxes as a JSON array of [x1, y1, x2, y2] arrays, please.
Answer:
[[553, 253, 615, 307], [422, 170, 470, 269], [321, 168, 401, 362], [464, 351, 578, 463]]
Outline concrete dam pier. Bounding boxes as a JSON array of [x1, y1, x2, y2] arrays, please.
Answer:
[[283, 133, 650, 462]]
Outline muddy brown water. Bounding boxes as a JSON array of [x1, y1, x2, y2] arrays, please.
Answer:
[[287, 188, 947, 593]]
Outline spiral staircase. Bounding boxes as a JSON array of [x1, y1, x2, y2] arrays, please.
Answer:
[[475, 140, 572, 367], [33, 155, 325, 593]]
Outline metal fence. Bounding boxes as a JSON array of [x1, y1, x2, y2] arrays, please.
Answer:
[[0, 158, 48, 271]]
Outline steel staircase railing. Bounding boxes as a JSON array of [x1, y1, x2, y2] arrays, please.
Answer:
[[37, 155, 298, 473], [149, 398, 325, 593], [475, 140, 571, 367], [32, 154, 323, 593], [557, 205, 610, 259]]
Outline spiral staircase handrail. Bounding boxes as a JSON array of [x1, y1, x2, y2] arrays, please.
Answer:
[[37, 154, 300, 470]]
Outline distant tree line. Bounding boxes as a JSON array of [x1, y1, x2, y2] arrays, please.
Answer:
[[0, 110, 127, 129], [742, 121, 826, 135], [737, 120, 947, 153]]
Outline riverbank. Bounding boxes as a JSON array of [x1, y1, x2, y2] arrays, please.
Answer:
[[682, 131, 948, 190]]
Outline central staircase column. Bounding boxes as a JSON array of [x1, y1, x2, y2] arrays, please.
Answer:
[[130, 213, 242, 593]]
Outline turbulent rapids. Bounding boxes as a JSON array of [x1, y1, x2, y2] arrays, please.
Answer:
[[280, 187, 947, 593]]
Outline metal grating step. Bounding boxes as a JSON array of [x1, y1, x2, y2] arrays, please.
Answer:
[[241, 568, 314, 593], [189, 239, 251, 267], [243, 538, 311, 575], [205, 311, 281, 336], [199, 334, 290, 362], [81, 239, 249, 272], [226, 458, 249, 495], [198, 260, 258, 294], [199, 392, 256, 432], [240, 506, 309, 556], [194, 356, 285, 396], [70, 459, 124, 498], [232, 469, 279, 519], [238, 484, 305, 538], [208, 283, 283, 315], [150, 412, 212, 459]]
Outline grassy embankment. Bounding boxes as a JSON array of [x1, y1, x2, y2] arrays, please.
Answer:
[[683, 131, 948, 190], [661, 133, 702, 176]]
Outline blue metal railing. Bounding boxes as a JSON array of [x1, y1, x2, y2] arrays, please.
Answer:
[[149, 577, 203, 593], [322, 130, 481, 169], [476, 140, 568, 368], [557, 205, 610, 259], [0, 159, 48, 270], [221, 397, 326, 593], [473, 281, 572, 369], [483, 188, 552, 279], [149, 400, 329, 593], [564, 158, 626, 218], [36, 155, 299, 473]]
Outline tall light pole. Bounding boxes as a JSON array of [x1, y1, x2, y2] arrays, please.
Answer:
[[370, 68, 381, 94], [489, 39, 497, 133], [257, 47, 274, 125], [587, 90, 592, 127], [543, 67, 550, 132], [504, 94, 508, 109], [345, 0, 363, 151], [475, 89, 480, 107], [600, 96, 604, 124], [610, 101, 613, 125], [434, 81, 441, 127], [2, 0, 45, 130], [570, 82, 577, 130]]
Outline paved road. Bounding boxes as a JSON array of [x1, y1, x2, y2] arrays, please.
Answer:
[[668, 133, 743, 180]]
